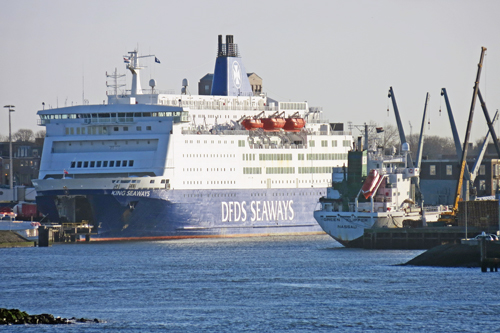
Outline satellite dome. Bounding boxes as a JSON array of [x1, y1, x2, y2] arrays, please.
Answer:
[[401, 142, 410, 152]]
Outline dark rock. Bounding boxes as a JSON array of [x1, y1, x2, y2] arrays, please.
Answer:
[[0, 308, 102, 325]]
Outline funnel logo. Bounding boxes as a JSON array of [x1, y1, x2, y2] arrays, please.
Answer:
[[232, 61, 242, 89]]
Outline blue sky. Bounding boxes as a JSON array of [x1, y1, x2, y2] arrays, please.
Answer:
[[1, 0, 500, 144]]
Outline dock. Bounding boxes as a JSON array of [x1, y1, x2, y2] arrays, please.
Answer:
[[350, 226, 491, 249], [38, 223, 96, 247]]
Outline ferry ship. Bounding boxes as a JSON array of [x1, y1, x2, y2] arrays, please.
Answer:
[[32, 35, 354, 240]]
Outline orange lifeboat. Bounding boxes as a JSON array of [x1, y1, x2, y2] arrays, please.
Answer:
[[242, 118, 264, 130], [283, 117, 305, 132], [262, 117, 286, 132]]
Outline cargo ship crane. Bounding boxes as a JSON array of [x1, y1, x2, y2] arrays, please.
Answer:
[[439, 47, 486, 225], [441, 88, 473, 195], [477, 89, 500, 159], [388, 86, 414, 168], [388, 87, 430, 204], [415, 93, 429, 171], [471, 110, 499, 186]]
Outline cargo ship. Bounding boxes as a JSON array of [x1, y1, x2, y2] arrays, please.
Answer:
[[314, 147, 446, 246], [32, 35, 353, 240]]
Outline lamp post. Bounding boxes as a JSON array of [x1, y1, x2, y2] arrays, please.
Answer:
[[3, 105, 14, 192]]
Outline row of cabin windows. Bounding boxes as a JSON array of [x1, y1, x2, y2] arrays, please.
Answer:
[[184, 180, 236, 185], [309, 140, 350, 148], [185, 140, 234, 144], [183, 154, 235, 158], [41, 112, 181, 120], [244, 153, 348, 161], [70, 160, 135, 168], [113, 126, 152, 132], [265, 179, 329, 185], [259, 154, 292, 161], [183, 191, 324, 198], [65, 126, 151, 135], [306, 153, 348, 161], [183, 180, 328, 186], [243, 167, 334, 175], [195, 114, 239, 119], [183, 168, 236, 172], [298, 167, 334, 174], [183, 139, 351, 149]]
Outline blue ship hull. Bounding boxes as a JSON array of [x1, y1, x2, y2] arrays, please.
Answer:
[[36, 187, 326, 240]]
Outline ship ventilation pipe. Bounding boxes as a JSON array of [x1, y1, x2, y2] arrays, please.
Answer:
[[226, 35, 235, 57], [218, 35, 223, 57]]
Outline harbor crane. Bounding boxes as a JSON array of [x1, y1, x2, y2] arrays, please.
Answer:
[[438, 47, 486, 225]]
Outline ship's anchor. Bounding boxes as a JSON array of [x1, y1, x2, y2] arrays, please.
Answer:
[[128, 201, 138, 211]]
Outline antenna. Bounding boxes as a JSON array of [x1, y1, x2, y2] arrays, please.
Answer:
[[125, 49, 157, 95], [106, 68, 126, 96]]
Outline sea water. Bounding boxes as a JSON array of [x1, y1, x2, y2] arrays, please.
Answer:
[[1, 234, 499, 332]]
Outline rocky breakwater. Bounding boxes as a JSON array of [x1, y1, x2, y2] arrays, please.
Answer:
[[0, 308, 102, 325], [404, 242, 500, 267]]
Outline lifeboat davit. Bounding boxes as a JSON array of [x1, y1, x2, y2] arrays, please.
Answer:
[[262, 117, 286, 132], [361, 170, 383, 199], [242, 118, 264, 130], [283, 117, 305, 132]]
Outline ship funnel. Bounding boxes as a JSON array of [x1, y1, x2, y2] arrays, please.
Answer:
[[211, 34, 253, 96]]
